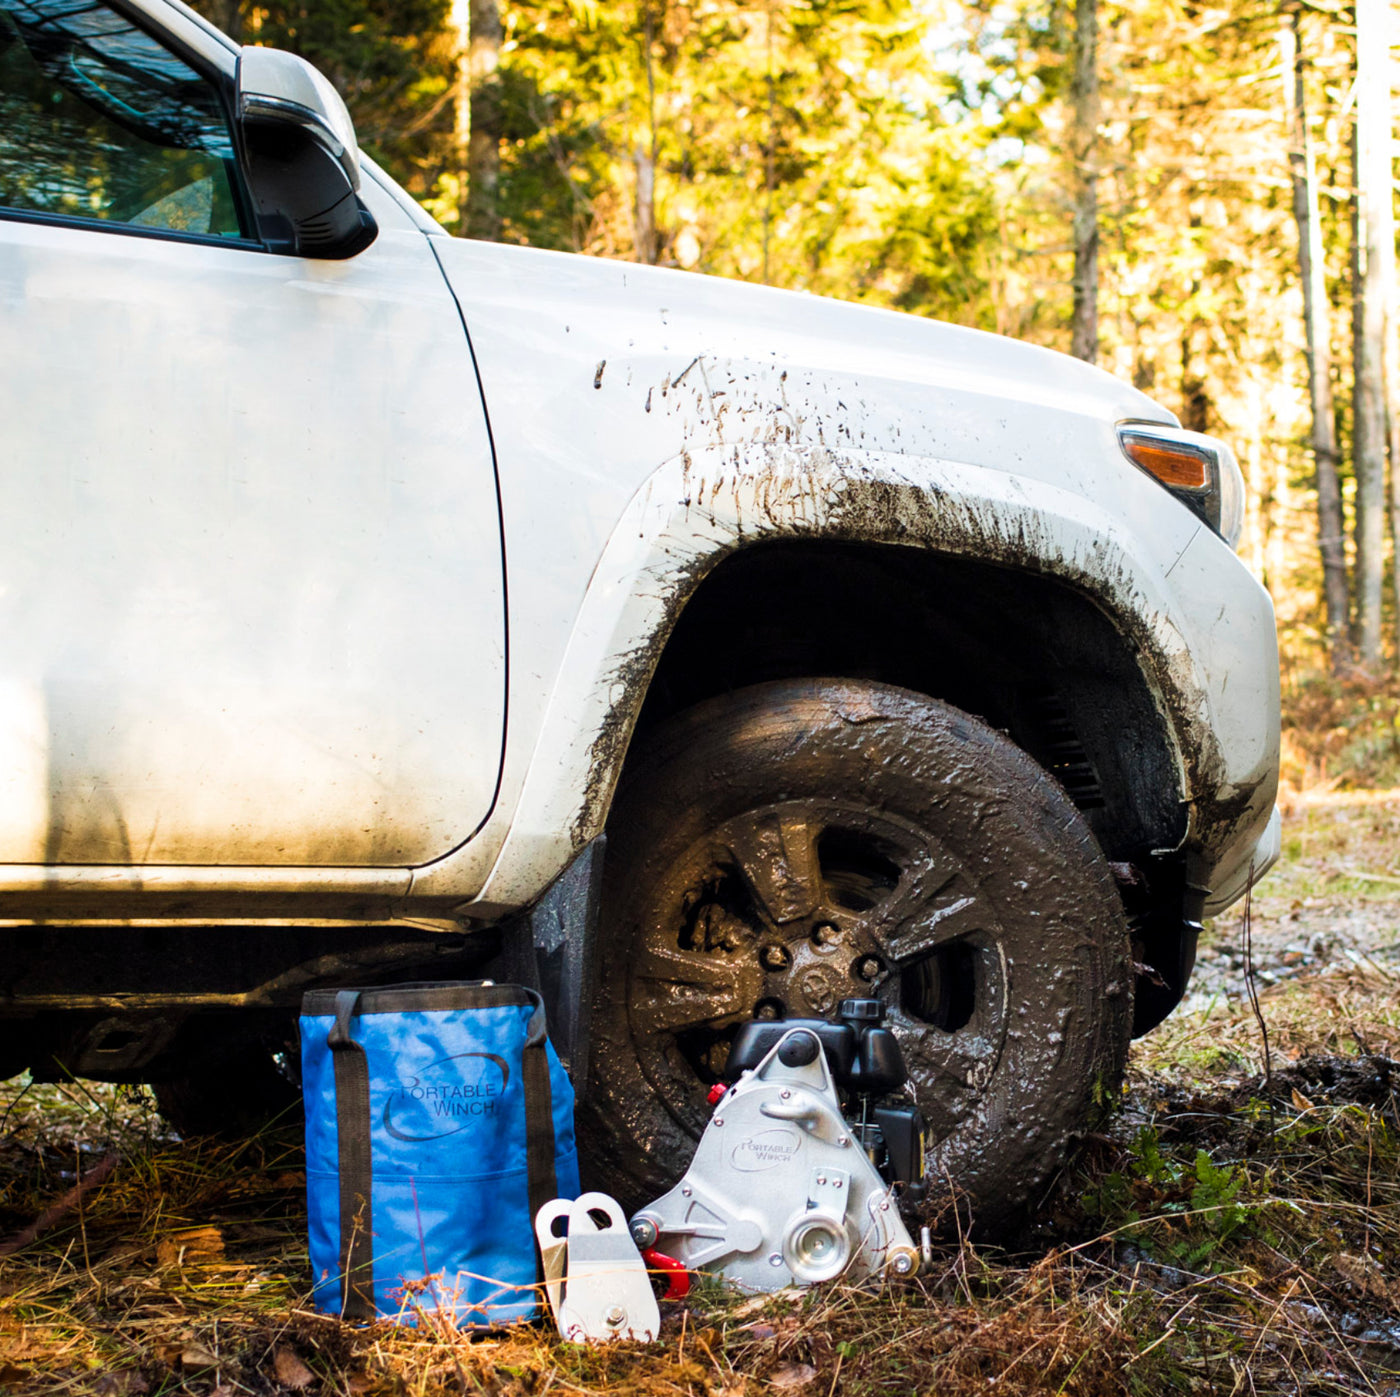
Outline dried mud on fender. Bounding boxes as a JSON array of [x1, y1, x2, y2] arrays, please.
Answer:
[[566, 452, 1237, 873]]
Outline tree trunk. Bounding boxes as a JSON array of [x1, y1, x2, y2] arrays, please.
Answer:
[[1381, 20, 1400, 660], [1352, 0, 1391, 668], [1350, 118, 1364, 655], [452, 0, 470, 233], [1069, 0, 1099, 363], [762, 0, 776, 283], [634, 5, 659, 264], [463, 0, 502, 240], [634, 145, 656, 264], [218, 0, 241, 43], [1281, 12, 1348, 666]]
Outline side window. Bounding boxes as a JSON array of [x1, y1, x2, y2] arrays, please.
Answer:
[[0, 0, 247, 238]]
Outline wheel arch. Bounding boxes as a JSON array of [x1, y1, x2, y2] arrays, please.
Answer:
[[457, 444, 1216, 918], [628, 538, 1187, 867], [624, 541, 1201, 1035]]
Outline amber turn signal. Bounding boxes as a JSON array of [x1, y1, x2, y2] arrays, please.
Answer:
[[1117, 422, 1243, 548], [1119, 433, 1211, 491]]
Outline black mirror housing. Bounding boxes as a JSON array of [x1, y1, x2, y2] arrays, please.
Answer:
[[235, 47, 377, 259]]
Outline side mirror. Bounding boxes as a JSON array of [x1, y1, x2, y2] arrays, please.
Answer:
[[235, 47, 377, 259]]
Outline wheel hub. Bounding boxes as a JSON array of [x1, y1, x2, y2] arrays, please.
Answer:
[[761, 924, 876, 1016]]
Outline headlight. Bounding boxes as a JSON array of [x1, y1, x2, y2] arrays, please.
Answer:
[[1117, 422, 1245, 550]]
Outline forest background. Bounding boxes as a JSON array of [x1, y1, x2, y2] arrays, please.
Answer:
[[195, 0, 1400, 796], [10, 9, 1400, 1391]]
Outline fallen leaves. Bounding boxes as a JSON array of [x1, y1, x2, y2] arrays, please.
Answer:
[[1331, 1251, 1394, 1302], [180, 1343, 219, 1369], [155, 1225, 225, 1270], [153, 1336, 220, 1371], [91, 1373, 149, 1396], [766, 1362, 818, 1390], [272, 1345, 316, 1389]]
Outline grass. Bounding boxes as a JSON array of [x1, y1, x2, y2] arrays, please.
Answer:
[[1280, 668, 1400, 797], [4, 1067, 1398, 1395], [3, 793, 1400, 1394]]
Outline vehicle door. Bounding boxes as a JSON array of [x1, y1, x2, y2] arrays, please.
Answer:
[[0, 0, 505, 867]]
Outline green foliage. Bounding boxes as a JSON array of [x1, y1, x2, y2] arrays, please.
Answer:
[[1082, 1125, 1259, 1270], [483, 0, 998, 324], [1188, 1148, 1251, 1255], [188, 0, 455, 205]]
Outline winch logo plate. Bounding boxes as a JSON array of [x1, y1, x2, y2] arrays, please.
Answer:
[[730, 1128, 801, 1172]]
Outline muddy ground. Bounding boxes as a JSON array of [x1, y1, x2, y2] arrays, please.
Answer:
[[1, 793, 1399, 1395]]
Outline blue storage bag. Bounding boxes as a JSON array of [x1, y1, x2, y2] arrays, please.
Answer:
[[300, 981, 580, 1325]]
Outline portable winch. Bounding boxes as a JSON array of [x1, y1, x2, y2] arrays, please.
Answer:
[[629, 999, 927, 1291]]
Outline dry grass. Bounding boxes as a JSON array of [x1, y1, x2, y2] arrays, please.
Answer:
[[1281, 667, 1400, 800], [3, 1071, 1398, 1396], [3, 793, 1400, 1395]]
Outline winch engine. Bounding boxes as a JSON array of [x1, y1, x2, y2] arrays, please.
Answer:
[[629, 999, 925, 1291]]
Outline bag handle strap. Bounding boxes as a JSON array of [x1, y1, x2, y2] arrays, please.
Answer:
[[327, 989, 376, 1321], [521, 993, 560, 1272]]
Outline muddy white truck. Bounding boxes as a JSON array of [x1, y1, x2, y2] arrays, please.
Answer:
[[0, 0, 1280, 1224]]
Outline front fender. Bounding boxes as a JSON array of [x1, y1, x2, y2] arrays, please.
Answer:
[[415, 442, 1276, 913]]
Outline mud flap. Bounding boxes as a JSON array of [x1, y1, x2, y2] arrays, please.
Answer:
[[528, 836, 606, 1101], [1132, 895, 1202, 1036]]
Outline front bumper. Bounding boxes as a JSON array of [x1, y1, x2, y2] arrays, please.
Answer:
[[1203, 805, 1282, 917], [1159, 523, 1281, 916]]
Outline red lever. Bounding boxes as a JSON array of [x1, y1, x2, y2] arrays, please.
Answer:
[[643, 1248, 691, 1300], [706, 1082, 727, 1106]]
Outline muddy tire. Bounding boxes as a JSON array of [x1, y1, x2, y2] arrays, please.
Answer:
[[579, 678, 1132, 1231]]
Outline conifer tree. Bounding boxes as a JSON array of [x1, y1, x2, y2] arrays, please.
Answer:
[[1352, 0, 1392, 667], [1282, 7, 1347, 666]]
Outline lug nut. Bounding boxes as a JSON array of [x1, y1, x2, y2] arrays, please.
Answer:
[[812, 922, 841, 949], [760, 943, 792, 970], [856, 955, 883, 982]]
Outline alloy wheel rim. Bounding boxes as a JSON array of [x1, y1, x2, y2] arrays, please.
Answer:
[[624, 797, 1010, 1142]]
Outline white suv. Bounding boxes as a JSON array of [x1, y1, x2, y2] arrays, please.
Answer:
[[0, 0, 1279, 1225]]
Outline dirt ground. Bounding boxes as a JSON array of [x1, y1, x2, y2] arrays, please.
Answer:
[[2, 793, 1399, 1396]]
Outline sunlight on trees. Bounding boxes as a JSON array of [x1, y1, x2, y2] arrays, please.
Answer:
[[190, 0, 1400, 681]]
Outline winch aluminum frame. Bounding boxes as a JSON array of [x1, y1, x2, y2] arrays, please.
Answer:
[[630, 1027, 920, 1292]]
